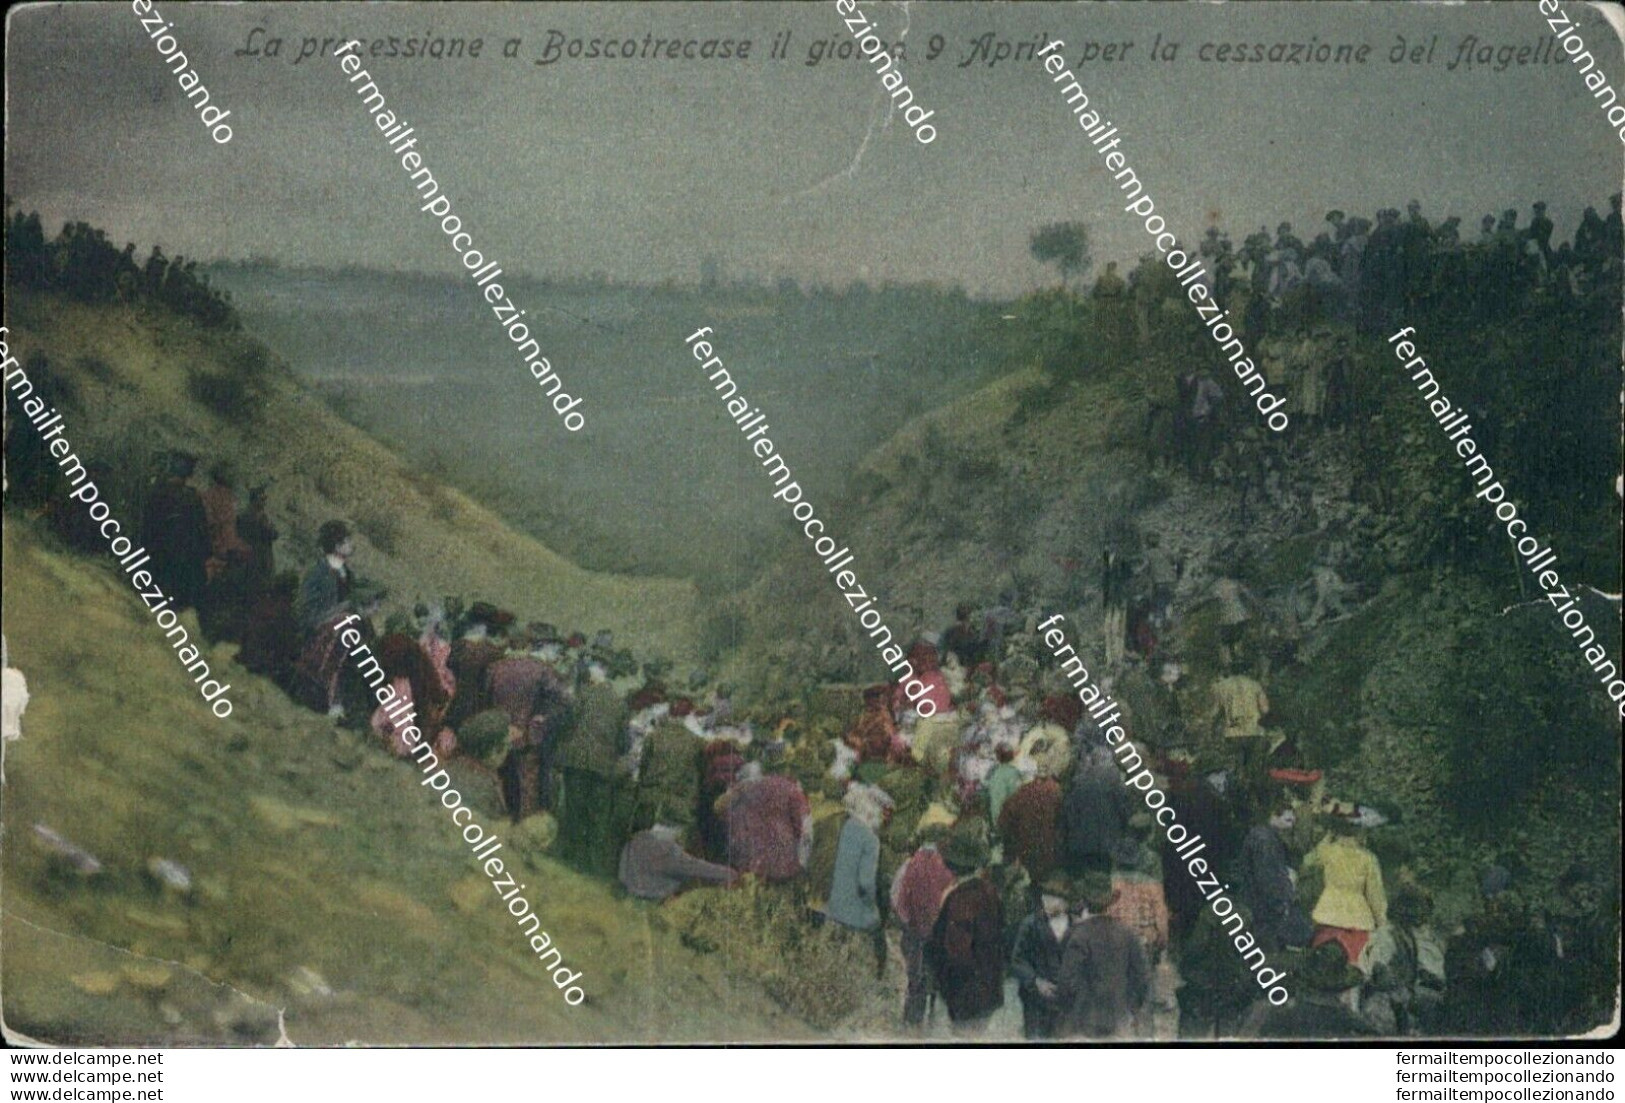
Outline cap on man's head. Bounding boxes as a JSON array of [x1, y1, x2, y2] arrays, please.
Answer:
[[167, 450, 199, 478], [1077, 871, 1118, 912], [1038, 872, 1076, 903]]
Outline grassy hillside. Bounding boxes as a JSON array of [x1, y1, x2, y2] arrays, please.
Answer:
[[2, 292, 703, 666], [1, 291, 809, 1043], [206, 265, 999, 586], [1, 521, 804, 1044]]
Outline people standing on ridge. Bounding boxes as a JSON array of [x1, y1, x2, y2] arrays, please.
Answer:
[[140, 451, 211, 612]]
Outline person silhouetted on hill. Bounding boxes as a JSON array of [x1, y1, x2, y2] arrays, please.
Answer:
[[236, 483, 277, 597], [140, 451, 210, 611]]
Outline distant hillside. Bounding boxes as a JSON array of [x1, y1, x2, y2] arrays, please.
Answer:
[[205, 264, 1000, 587], [2, 290, 703, 664]]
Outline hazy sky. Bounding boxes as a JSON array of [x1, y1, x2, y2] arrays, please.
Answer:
[[6, 1, 1623, 296]]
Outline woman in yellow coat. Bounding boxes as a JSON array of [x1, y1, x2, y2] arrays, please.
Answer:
[[1302, 819, 1387, 966]]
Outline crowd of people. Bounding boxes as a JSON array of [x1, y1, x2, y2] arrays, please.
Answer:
[[78, 442, 1579, 1038], [4, 196, 1613, 1039], [1090, 195, 1624, 483], [2, 411, 1602, 1039], [4, 205, 238, 329]]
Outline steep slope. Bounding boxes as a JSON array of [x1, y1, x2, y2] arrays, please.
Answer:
[[3, 292, 702, 664], [728, 323, 1619, 993], [2, 290, 805, 1043], [1, 520, 804, 1044]]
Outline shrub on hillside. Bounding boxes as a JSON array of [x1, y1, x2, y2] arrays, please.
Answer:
[[186, 368, 262, 427], [353, 506, 403, 556], [1440, 607, 1616, 825], [662, 879, 867, 1030]]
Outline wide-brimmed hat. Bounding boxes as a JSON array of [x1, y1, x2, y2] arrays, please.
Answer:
[[1299, 942, 1362, 992], [1037, 872, 1077, 903], [940, 825, 990, 874], [1077, 871, 1118, 913], [318, 519, 351, 554]]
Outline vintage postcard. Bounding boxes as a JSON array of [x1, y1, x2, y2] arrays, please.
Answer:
[[2, 0, 1620, 1050]]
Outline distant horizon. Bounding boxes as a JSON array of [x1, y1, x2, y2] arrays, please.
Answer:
[[8, 2, 1620, 298], [22, 186, 1624, 307], [199, 253, 986, 295]]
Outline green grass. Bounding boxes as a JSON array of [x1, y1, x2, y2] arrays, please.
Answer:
[[1, 292, 798, 1044], [2, 518, 803, 1045]]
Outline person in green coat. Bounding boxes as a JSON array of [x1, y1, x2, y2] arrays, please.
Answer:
[[556, 661, 631, 877], [630, 715, 703, 840], [985, 745, 1026, 831]]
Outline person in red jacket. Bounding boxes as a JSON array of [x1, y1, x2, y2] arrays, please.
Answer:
[[845, 684, 905, 765], [890, 827, 957, 1027], [719, 764, 812, 883], [926, 827, 1006, 1034], [894, 640, 953, 718], [998, 774, 1064, 883]]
